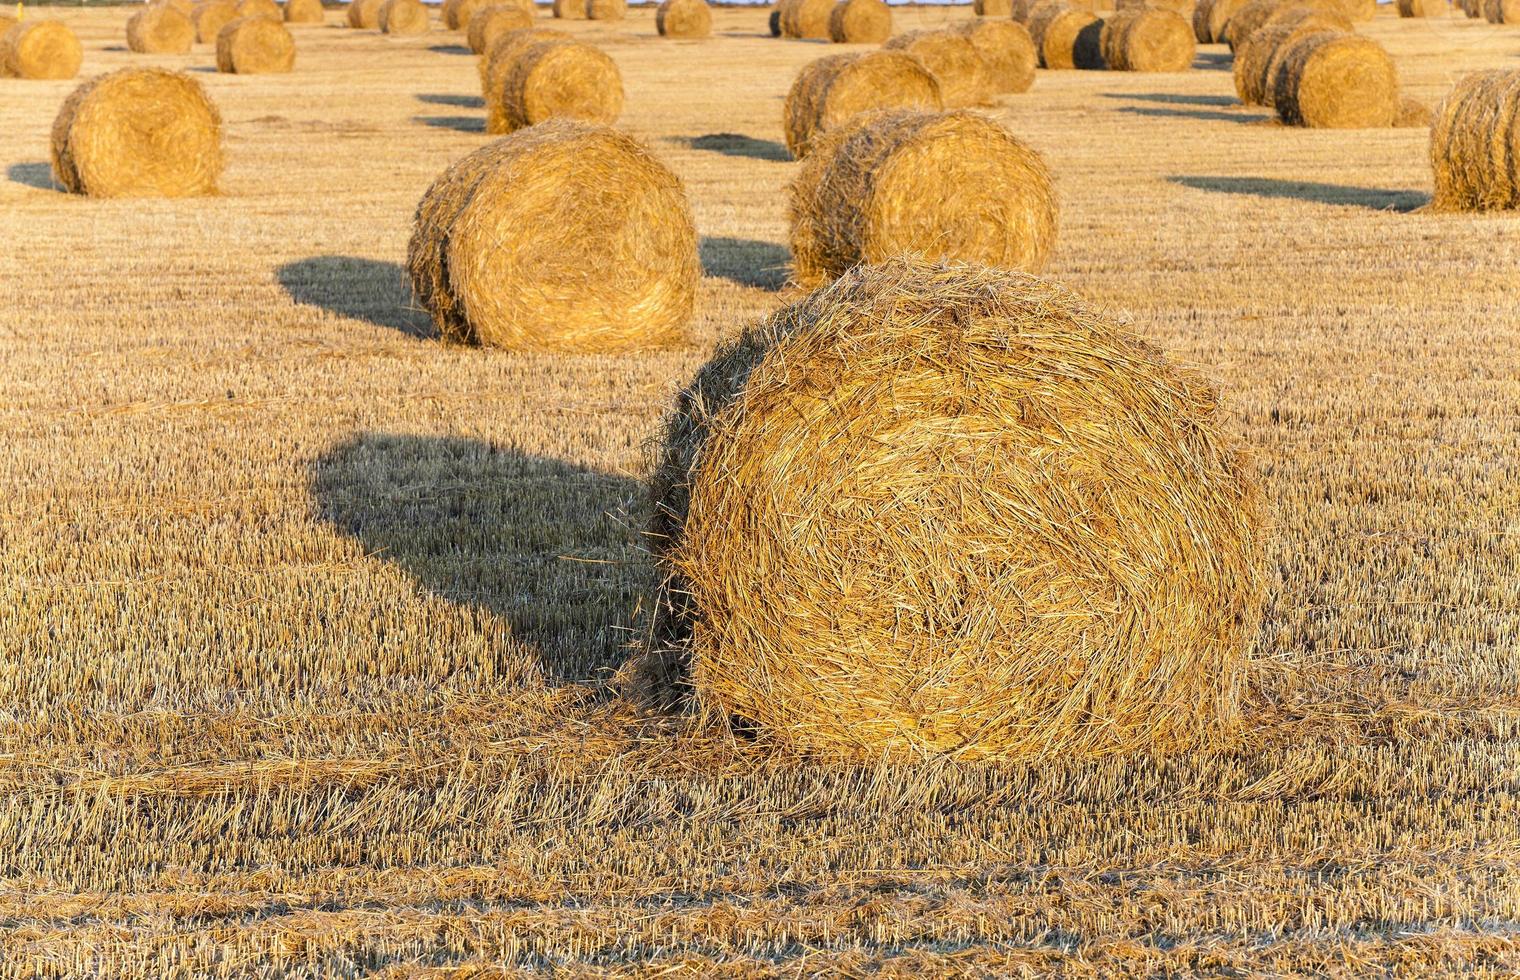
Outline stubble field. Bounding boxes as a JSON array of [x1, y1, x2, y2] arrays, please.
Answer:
[[1, 3, 1519, 975]]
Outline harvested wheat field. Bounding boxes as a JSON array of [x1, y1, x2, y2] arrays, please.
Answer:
[[1, 2, 1519, 975]]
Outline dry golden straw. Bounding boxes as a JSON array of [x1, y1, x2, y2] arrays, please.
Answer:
[[657, 0, 713, 37], [284, 0, 325, 23], [159, 0, 195, 14], [789, 108, 1058, 286], [1482, 0, 1519, 21], [1223, 0, 1286, 50], [1117, 0, 1195, 16], [777, 0, 833, 38], [1340, 0, 1374, 19], [407, 119, 698, 351], [216, 17, 295, 71], [1032, 7, 1100, 70], [50, 67, 222, 198], [1265, 3, 1353, 31], [1232, 13, 1345, 106], [235, 0, 282, 20], [1101, 8, 1194, 71], [883, 30, 991, 106], [552, 0, 585, 17], [827, 0, 890, 43], [380, 0, 429, 32], [1273, 30, 1396, 128], [782, 51, 942, 158], [1, 20, 83, 80], [193, 1, 240, 41], [346, 0, 384, 27], [586, 0, 626, 19], [640, 258, 1264, 762], [974, 0, 1012, 13], [468, 5, 533, 52], [127, 5, 195, 53], [1429, 69, 1520, 210], [951, 20, 1036, 93], [480, 26, 567, 97], [442, 0, 488, 29], [492, 39, 622, 134], [1193, 0, 1246, 41]]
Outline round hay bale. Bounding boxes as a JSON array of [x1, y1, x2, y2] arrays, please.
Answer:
[[216, 17, 295, 71], [779, 0, 834, 37], [346, 0, 385, 27], [127, 5, 195, 53], [883, 30, 991, 106], [769, 7, 781, 34], [1, 20, 82, 80], [1223, 0, 1283, 50], [442, 0, 488, 28], [789, 108, 1057, 286], [1194, 0, 1247, 41], [50, 67, 222, 198], [1233, 13, 1346, 105], [974, 0, 1012, 14], [1034, 8, 1100, 69], [468, 4, 533, 52], [951, 20, 1036, 93], [284, 0, 326, 23], [379, 0, 429, 33], [657, 0, 712, 37], [1106, 8, 1195, 70], [193, 1, 241, 41], [586, 0, 625, 19], [1273, 30, 1396, 128], [1393, 95, 1430, 127], [494, 38, 623, 134], [1429, 69, 1520, 211], [552, 0, 586, 16], [642, 258, 1263, 762], [480, 25, 568, 95], [1098, 8, 1139, 67], [407, 119, 698, 351], [782, 51, 942, 158], [235, 0, 283, 20], [827, 0, 890, 42]]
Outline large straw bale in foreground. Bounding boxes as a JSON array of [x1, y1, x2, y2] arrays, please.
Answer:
[[1430, 69, 1520, 210], [1273, 30, 1395, 127], [193, 1, 241, 40], [778, 0, 833, 37], [489, 38, 622, 134], [216, 17, 295, 71], [380, 0, 429, 33], [827, 0, 890, 43], [658, 0, 712, 37], [1, 20, 82, 79], [469, 4, 533, 51], [640, 258, 1264, 762], [782, 51, 941, 158], [789, 109, 1057, 285], [407, 120, 698, 351], [883, 30, 991, 106], [951, 20, 1036, 93], [51, 67, 222, 197], [1102, 8, 1194, 70]]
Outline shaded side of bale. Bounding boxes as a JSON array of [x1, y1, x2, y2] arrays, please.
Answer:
[[1099, 9, 1140, 68], [1460, 0, 1480, 16], [638, 258, 1264, 762], [951, 20, 1036, 93], [974, 0, 1013, 14], [779, 0, 834, 38], [1026, 1, 1068, 49], [788, 108, 1058, 286], [552, 0, 586, 17], [1038, 8, 1100, 69], [1109, 8, 1194, 70], [1234, 13, 1346, 105], [1481, 0, 1520, 21], [235, 0, 283, 20], [194, 1, 241, 40], [497, 39, 623, 133], [1429, 69, 1520, 211], [284, 0, 326, 23], [480, 25, 567, 99], [379, 0, 429, 32], [1199, 0, 1248, 40], [883, 30, 991, 106], [657, 0, 712, 37], [50, 67, 222, 198], [1274, 30, 1396, 128], [128, 6, 195, 53], [1011, 0, 1043, 20], [1, 20, 83, 80], [769, 7, 781, 34], [782, 51, 942, 158], [469, 5, 533, 52], [216, 16, 295, 70], [586, 0, 626, 19], [827, 0, 890, 43], [407, 119, 698, 351]]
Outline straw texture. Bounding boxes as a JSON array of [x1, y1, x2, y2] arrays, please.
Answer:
[[379, 0, 429, 33], [127, 5, 195, 53], [1273, 30, 1396, 128], [657, 0, 712, 37], [1101, 8, 1194, 71], [490, 39, 622, 134], [215, 16, 295, 71], [193, 1, 241, 40], [827, 0, 890, 43], [882, 30, 991, 106], [1, 20, 82, 80], [778, 0, 833, 37], [951, 20, 1036, 93], [782, 51, 942, 158], [468, 4, 533, 52], [1429, 69, 1520, 210]]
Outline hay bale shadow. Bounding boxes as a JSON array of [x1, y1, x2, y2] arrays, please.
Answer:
[[699, 236, 789, 291], [277, 255, 433, 336], [428, 43, 471, 54], [1195, 50, 1232, 70], [7, 162, 55, 190], [1115, 105, 1267, 124], [1102, 91, 1237, 107], [686, 132, 790, 161], [417, 92, 485, 108], [1169, 175, 1428, 212], [414, 114, 485, 132], [311, 433, 649, 685]]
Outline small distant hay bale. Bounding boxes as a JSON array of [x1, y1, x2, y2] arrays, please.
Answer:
[[469, 4, 533, 52], [883, 30, 991, 106], [193, 1, 241, 41], [491, 39, 623, 134], [284, 0, 326, 23], [235, 0, 283, 20], [128, 5, 195, 53], [640, 257, 1264, 762], [1274, 31, 1395, 128], [216, 16, 295, 71], [1102, 8, 1194, 70], [1393, 95, 1429, 127], [789, 108, 1057, 286], [1032, 7, 1101, 69], [1, 20, 83, 80], [442, 0, 488, 29], [1193, 0, 1247, 41], [552, 0, 585, 16], [407, 119, 698, 351], [1429, 70, 1520, 210], [346, 0, 384, 27], [1397, 0, 1448, 13], [379, 0, 429, 33], [951, 20, 1036, 93], [778, 0, 833, 37], [50, 67, 222, 198], [586, 0, 625, 19], [658, 0, 712, 37], [827, 0, 890, 43], [974, 0, 1012, 14], [769, 7, 781, 34], [782, 51, 942, 158]]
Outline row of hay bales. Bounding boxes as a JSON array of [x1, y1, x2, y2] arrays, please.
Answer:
[[1192, 0, 1370, 40], [1023, 2, 1195, 71]]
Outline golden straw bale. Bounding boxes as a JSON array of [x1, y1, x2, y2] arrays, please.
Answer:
[[975, 0, 1012, 14], [1224, 0, 1285, 50], [346, 0, 384, 26], [379, 0, 429, 32], [782, 51, 942, 158], [1273, 30, 1396, 128], [778, 0, 834, 37], [127, 5, 195, 53], [469, 4, 533, 52], [1233, 13, 1345, 104], [1, 20, 83, 80], [883, 30, 991, 106], [552, 0, 585, 16], [216, 16, 294, 70], [639, 258, 1264, 762], [658, 0, 712, 36], [1098, 8, 1139, 67], [1429, 70, 1520, 210], [1011, 0, 1041, 20], [442, 0, 488, 28], [480, 26, 567, 95], [1263, 2, 1353, 30], [1482, 0, 1520, 21], [235, 0, 282, 19], [586, 0, 625, 19], [407, 119, 698, 351], [284, 0, 326, 23], [1034, 7, 1101, 69], [1104, 8, 1194, 70], [1116, 0, 1196, 17], [827, 0, 890, 43], [492, 38, 622, 134], [951, 20, 1035, 93], [1194, 0, 1247, 40], [789, 109, 1057, 286], [50, 67, 221, 198], [193, 1, 240, 40], [157, 0, 195, 14]]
